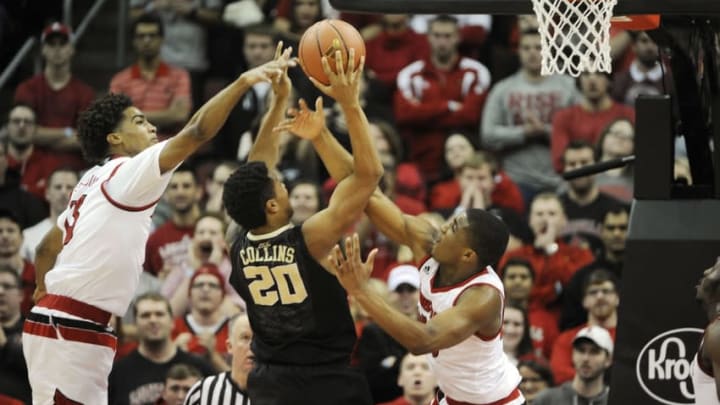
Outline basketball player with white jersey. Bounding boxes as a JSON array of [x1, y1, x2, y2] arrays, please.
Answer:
[[282, 102, 524, 405], [692, 259, 720, 404], [22, 46, 295, 405]]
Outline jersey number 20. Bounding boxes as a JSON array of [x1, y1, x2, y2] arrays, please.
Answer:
[[244, 264, 308, 305]]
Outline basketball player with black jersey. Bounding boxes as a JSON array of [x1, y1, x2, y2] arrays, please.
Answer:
[[281, 96, 524, 405], [692, 259, 720, 404], [222, 49, 382, 405]]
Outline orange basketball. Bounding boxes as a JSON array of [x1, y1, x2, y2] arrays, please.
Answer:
[[298, 19, 366, 86]]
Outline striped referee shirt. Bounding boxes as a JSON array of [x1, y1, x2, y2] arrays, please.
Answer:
[[183, 372, 249, 405]]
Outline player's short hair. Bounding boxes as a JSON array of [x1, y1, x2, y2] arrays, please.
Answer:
[[165, 363, 201, 381], [465, 209, 509, 269], [77, 93, 133, 164], [501, 257, 536, 280], [223, 161, 276, 230], [133, 292, 173, 318], [582, 268, 619, 297]]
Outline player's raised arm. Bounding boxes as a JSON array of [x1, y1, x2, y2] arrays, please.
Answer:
[[329, 234, 503, 353], [278, 97, 435, 261], [158, 46, 295, 173], [299, 49, 384, 261]]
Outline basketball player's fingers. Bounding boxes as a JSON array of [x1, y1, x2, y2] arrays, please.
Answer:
[[274, 41, 283, 60], [314, 96, 323, 112], [334, 49, 345, 78], [344, 236, 354, 261], [333, 245, 346, 269], [347, 48, 356, 74], [287, 107, 299, 117], [352, 233, 361, 260], [308, 76, 331, 94], [365, 248, 378, 269], [320, 56, 333, 78], [297, 99, 308, 112]]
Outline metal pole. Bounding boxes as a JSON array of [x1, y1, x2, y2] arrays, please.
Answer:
[[73, 0, 109, 44], [0, 38, 36, 91], [63, 0, 73, 27]]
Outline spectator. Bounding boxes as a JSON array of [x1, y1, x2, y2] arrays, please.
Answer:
[[535, 326, 612, 405], [502, 302, 535, 365], [395, 14, 491, 183], [561, 205, 628, 330], [409, 14, 491, 58], [365, 14, 430, 91], [145, 166, 202, 278], [274, 0, 322, 43], [355, 265, 417, 403], [21, 168, 78, 262], [431, 137, 525, 216], [0, 141, 46, 229], [0, 267, 30, 404], [0, 210, 35, 315], [130, 0, 222, 110], [500, 193, 594, 312], [172, 266, 231, 372], [5, 104, 62, 199], [559, 140, 625, 253], [184, 314, 254, 404], [203, 161, 240, 215], [551, 72, 635, 172], [377, 353, 438, 405], [109, 293, 214, 405], [550, 270, 618, 384], [13, 22, 95, 171], [612, 31, 674, 106], [156, 364, 202, 405], [481, 29, 577, 202], [518, 360, 553, 404], [110, 13, 192, 140], [289, 180, 323, 225], [501, 258, 558, 359], [594, 118, 634, 202]]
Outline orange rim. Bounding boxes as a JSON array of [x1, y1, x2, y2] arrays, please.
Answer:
[[611, 14, 661, 30]]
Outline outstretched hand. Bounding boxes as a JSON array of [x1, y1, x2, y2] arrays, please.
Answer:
[[327, 233, 377, 295], [271, 41, 293, 99], [274, 97, 326, 140], [242, 43, 297, 86], [308, 48, 365, 107]]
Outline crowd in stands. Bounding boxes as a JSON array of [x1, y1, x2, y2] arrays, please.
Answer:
[[0, 1, 693, 404]]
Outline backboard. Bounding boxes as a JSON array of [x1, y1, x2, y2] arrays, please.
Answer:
[[329, 0, 720, 15]]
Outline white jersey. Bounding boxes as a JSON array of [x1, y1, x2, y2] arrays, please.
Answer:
[[418, 257, 523, 404], [45, 141, 175, 316], [692, 334, 720, 404]]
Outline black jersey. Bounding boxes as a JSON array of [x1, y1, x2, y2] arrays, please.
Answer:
[[229, 224, 356, 366]]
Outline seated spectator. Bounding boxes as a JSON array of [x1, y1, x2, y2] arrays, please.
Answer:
[[13, 22, 94, 171], [502, 302, 535, 365], [500, 193, 594, 313], [365, 14, 430, 92], [594, 118, 634, 202], [203, 161, 240, 215], [184, 314, 254, 404], [518, 360, 553, 404], [409, 13, 491, 58], [430, 134, 525, 215], [21, 168, 78, 262], [377, 353, 438, 405], [155, 364, 202, 405], [561, 206, 628, 330], [535, 326, 612, 405], [0, 267, 30, 404], [110, 13, 192, 140], [273, 0, 323, 43], [0, 210, 35, 315], [289, 180, 323, 225], [172, 266, 231, 372], [108, 293, 214, 405], [612, 31, 674, 106], [0, 141, 46, 229], [550, 269, 618, 384], [501, 258, 558, 359], [5, 104, 62, 199], [551, 72, 635, 172]]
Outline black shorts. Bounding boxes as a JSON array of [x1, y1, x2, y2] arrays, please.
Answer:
[[247, 362, 372, 405]]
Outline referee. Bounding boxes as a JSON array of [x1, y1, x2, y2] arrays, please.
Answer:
[[184, 315, 253, 405]]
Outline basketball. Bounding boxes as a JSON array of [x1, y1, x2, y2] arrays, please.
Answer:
[[298, 19, 366, 86]]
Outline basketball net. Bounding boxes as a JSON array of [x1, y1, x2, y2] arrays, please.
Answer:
[[532, 0, 618, 76]]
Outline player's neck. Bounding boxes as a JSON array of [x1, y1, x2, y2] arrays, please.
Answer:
[[139, 339, 177, 363], [252, 217, 290, 235], [435, 262, 478, 287]]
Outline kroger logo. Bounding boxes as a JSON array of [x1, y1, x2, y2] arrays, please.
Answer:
[[636, 328, 703, 405]]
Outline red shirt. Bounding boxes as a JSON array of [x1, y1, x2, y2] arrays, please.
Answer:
[[550, 323, 617, 384], [171, 315, 230, 356], [366, 29, 430, 90], [528, 304, 560, 360], [429, 172, 525, 215], [7, 148, 62, 199], [551, 102, 635, 172], [144, 221, 194, 275]]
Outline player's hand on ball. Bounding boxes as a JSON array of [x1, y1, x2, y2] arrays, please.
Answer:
[[328, 233, 377, 295], [309, 48, 365, 107], [275, 97, 326, 140]]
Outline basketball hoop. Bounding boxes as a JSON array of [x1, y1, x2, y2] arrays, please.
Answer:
[[531, 0, 660, 76]]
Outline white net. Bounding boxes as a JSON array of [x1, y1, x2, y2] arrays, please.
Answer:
[[531, 0, 618, 76]]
